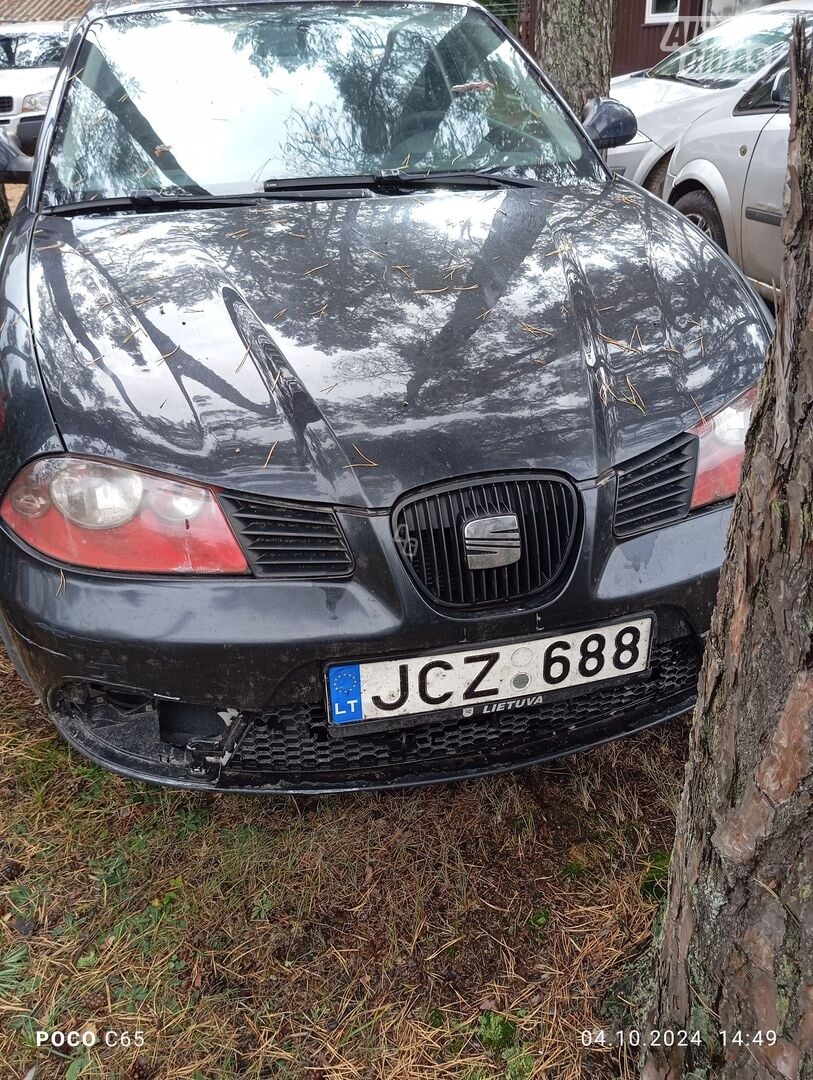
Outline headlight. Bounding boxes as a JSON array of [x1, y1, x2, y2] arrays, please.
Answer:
[[21, 91, 51, 113], [51, 460, 143, 529], [690, 386, 757, 510], [1, 456, 249, 574]]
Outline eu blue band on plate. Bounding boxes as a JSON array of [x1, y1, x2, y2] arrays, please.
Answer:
[[328, 663, 364, 724]]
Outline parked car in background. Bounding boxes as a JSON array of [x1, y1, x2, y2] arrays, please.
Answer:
[[0, 0, 771, 794], [0, 21, 71, 156], [664, 57, 792, 301], [607, 0, 811, 195]]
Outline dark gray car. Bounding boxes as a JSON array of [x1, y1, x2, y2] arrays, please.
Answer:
[[0, 0, 770, 792]]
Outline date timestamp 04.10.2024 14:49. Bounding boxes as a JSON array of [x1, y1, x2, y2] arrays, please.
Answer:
[[580, 1029, 779, 1050]]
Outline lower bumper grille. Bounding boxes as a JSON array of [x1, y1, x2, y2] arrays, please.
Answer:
[[226, 635, 700, 785]]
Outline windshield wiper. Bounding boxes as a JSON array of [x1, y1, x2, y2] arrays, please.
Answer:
[[43, 190, 259, 216], [45, 169, 540, 216], [45, 186, 372, 216], [262, 168, 542, 194], [649, 72, 707, 86]]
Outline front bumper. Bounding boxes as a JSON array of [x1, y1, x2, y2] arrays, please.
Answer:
[[0, 494, 728, 792], [606, 137, 665, 187]]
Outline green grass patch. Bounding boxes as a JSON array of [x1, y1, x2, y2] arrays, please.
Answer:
[[477, 1011, 517, 1051], [641, 850, 671, 902], [528, 907, 551, 929]]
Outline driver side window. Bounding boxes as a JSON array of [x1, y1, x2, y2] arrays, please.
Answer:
[[736, 65, 790, 113]]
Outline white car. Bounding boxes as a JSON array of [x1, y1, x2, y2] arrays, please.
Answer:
[[607, 0, 812, 196], [0, 21, 71, 155]]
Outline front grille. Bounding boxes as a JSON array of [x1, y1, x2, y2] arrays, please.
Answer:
[[614, 434, 698, 539], [220, 495, 354, 579], [0, 97, 12, 115], [227, 635, 700, 784], [393, 476, 579, 607]]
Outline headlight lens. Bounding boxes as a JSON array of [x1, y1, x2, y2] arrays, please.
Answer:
[[690, 386, 757, 510], [148, 477, 207, 523], [51, 460, 143, 529], [21, 91, 50, 113], [1, 457, 249, 575]]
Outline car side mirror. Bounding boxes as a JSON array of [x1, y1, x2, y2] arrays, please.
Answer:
[[0, 129, 34, 184], [581, 96, 638, 150], [770, 68, 790, 105]]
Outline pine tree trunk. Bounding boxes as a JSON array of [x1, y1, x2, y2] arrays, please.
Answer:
[[642, 22, 813, 1080], [535, 0, 618, 113]]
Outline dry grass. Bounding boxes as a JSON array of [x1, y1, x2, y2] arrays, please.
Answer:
[[0, 648, 689, 1080]]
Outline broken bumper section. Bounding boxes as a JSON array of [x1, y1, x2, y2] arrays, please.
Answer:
[[49, 630, 701, 793]]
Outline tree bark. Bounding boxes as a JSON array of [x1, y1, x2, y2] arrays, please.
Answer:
[[642, 21, 813, 1080], [535, 0, 618, 114]]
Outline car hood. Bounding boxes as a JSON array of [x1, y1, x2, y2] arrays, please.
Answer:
[[29, 182, 769, 508], [610, 73, 734, 146]]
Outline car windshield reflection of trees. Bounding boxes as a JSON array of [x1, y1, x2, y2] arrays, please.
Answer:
[[649, 14, 795, 87], [43, 4, 591, 205]]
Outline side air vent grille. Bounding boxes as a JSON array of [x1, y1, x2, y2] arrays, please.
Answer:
[[0, 97, 13, 115], [614, 434, 698, 539], [219, 496, 354, 579]]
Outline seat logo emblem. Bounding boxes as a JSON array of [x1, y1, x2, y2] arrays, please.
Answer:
[[463, 515, 521, 570]]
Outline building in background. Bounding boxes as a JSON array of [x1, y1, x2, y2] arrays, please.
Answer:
[[3, 0, 85, 18], [613, 0, 782, 75]]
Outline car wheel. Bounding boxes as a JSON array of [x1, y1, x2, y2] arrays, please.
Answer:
[[674, 189, 727, 251], [644, 155, 671, 199]]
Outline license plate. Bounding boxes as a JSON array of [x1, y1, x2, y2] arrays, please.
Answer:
[[326, 616, 653, 726]]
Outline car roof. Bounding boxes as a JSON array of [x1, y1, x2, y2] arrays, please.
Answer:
[[84, 0, 477, 19], [78, 0, 811, 21], [750, 0, 813, 10]]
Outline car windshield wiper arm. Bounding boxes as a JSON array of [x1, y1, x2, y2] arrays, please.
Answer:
[[400, 168, 542, 188], [44, 186, 371, 216], [45, 169, 540, 216], [650, 72, 706, 86], [43, 190, 262, 215], [262, 168, 542, 194]]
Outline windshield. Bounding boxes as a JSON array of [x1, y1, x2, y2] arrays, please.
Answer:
[[0, 32, 67, 69], [42, 2, 600, 206], [647, 11, 794, 88]]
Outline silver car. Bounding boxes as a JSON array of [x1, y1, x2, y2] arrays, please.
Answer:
[[608, 0, 811, 196], [0, 21, 71, 154], [663, 48, 796, 302]]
